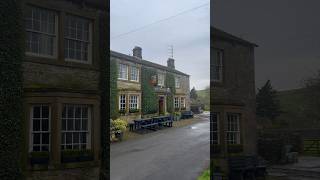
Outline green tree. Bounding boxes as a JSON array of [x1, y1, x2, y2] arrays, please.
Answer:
[[0, 0, 24, 179], [256, 80, 281, 121], [190, 87, 198, 100]]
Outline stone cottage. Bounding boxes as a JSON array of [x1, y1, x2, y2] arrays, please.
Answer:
[[211, 27, 258, 170], [21, 0, 107, 171], [110, 47, 190, 122]]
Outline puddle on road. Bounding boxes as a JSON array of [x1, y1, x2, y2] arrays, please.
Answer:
[[190, 126, 198, 129]]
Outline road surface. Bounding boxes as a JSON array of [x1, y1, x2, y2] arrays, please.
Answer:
[[110, 114, 210, 180]]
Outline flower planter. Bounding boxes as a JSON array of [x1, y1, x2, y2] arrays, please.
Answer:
[[61, 150, 94, 163], [30, 152, 49, 165], [115, 132, 124, 141]]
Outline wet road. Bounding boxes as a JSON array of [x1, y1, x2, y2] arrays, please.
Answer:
[[110, 114, 210, 180]]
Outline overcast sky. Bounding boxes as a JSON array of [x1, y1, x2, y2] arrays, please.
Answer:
[[111, 0, 210, 90], [212, 0, 320, 91]]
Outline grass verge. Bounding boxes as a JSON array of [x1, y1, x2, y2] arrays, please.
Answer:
[[197, 168, 210, 180]]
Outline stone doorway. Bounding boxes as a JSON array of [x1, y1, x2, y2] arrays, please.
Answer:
[[159, 96, 165, 115]]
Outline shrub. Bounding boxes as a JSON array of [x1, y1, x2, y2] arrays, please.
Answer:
[[141, 67, 158, 114], [111, 119, 127, 133], [118, 109, 126, 115]]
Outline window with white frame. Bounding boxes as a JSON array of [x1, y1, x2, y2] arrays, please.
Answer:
[[64, 14, 91, 62], [61, 105, 90, 150], [129, 95, 138, 110], [180, 97, 185, 108], [130, 66, 139, 82], [25, 6, 57, 57], [226, 113, 241, 144], [175, 77, 180, 88], [212, 113, 219, 145], [119, 94, 126, 110], [174, 97, 180, 109], [30, 105, 50, 152], [118, 64, 128, 80], [157, 73, 165, 87], [213, 48, 223, 82]]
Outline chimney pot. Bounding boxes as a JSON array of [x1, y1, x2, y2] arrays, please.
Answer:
[[133, 46, 142, 59], [167, 58, 175, 69]]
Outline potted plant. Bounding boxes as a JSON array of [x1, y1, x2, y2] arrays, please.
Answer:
[[118, 109, 126, 115], [129, 108, 140, 113], [30, 151, 49, 165], [174, 112, 181, 121], [111, 118, 128, 141]]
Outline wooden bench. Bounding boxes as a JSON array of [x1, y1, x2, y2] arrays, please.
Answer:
[[156, 116, 173, 127], [181, 111, 194, 119]]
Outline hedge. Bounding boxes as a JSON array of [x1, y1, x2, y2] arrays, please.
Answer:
[[0, 0, 24, 179], [141, 66, 158, 115]]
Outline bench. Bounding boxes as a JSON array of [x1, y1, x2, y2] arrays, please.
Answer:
[[156, 116, 173, 127], [181, 111, 194, 119]]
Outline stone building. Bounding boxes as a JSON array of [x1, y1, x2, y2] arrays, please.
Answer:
[[21, 0, 106, 171], [111, 47, 190, 122], [211, 27, 257, 169]]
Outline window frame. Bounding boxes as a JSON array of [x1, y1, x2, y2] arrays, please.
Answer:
[[212, 48, 224, 83], [175, 77, 181, 88], [180, 97, 185, 108], [130, 66, 139, 82], [212, 112, 220, 145], [174, 97, 180, 109], [157, 73, 165, 87], [61, 104, 92, 150], [129, 94, 139, 110], [25, 5, 59, 59], [119, 94, 126, 110], [29, 104, 51, 152], [64, 14, 93, 64], [118, 63, 128, 80], [226, 113, 241, 145]]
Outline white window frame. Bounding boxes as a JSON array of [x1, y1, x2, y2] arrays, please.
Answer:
[[130, 66, 139, 82], [157, 73, 165, 87], [29, 104, 51, 152], [174, 97, 180, 109], [226, 113, 241, 145], [212, 113, 220, 145], [64, 14, 93, 64], [213, 49, 223, 82], [25, 6, 58, 59], [119, 94, 126, 110], [175, 77, 181, 88], [180, 97, 185, 108], [61, 104, 91, 150], [129, 95, 139, 110], [118, 63, 128, 80]]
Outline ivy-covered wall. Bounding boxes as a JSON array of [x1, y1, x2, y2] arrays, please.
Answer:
[[110, 58, 118, 119], [141, 66, 158, 115], [0, 0, 24, 179], [166, 73, 176, 113]]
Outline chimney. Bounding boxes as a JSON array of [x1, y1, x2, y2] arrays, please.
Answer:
[[167, 58, 175, 69], [133, 46, 142, 59]]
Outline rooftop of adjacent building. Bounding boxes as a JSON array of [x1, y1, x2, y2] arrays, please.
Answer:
[[110, 47, 190, 77], [211, 26, 258, 47]]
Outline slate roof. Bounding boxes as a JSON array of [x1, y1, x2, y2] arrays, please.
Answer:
[[212, 27, 258, 47], [110, 50, 189, 77]]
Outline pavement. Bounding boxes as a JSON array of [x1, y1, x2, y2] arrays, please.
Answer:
[[269, 156, 320, 180], [110, 113, 210, 180]]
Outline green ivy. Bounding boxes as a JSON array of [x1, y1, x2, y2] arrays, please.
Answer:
[[0, 0, 24, 179], [166, 73, 176, 113], [141, 66, 158, 115], [110, 58, 118, 119]]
